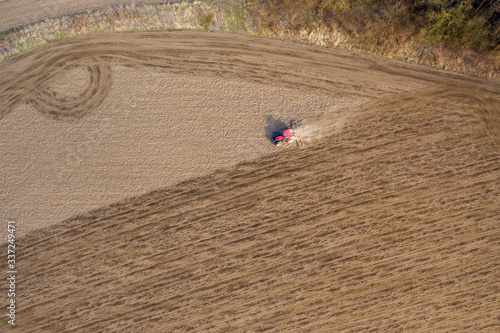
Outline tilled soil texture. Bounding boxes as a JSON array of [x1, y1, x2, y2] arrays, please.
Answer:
[[3, 31, 494, 121], [0, 31, 499, 331], [3, 30, 490, 239], [8, 85, 500, 332], [1, 31, 373, 238]]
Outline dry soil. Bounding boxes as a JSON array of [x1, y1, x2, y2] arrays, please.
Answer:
[[0, 30, 499, 332]]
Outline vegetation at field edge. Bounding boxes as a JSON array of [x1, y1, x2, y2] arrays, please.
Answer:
[[246, 0, 500, 77], [0, 0, 498, 77]]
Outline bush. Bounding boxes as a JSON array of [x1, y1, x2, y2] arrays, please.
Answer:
[[200, 11, 215, 30], [417, 0, 497, 50], [245, 0, 499, 76]]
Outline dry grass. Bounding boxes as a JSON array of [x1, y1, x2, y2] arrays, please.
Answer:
[[245, 0, 500, 78], [0, 0, 498, 78], [0, 1, 244, 61]]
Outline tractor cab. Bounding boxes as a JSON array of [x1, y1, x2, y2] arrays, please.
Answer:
[[272, 129, 296, 146]]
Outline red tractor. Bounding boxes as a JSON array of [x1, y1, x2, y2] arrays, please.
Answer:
[[272, 129, 296, 146], [271, 121, 303, 147]]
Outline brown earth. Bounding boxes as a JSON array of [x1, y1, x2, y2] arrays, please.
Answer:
[[1, 31, 363, 238], [3, 30, 482, 239], [0, 31, 499, 331]]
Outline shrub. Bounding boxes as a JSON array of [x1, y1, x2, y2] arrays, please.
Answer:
[[417, 0, 496, 50], [200, 11, 215, 30], [245, 0, 499, 76]]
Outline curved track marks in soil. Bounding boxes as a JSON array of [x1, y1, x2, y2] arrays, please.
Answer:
[[1, 30, 500, 331], [1, 30, 495, 121], [32, 62, 112, 120], [291, 82, 500, 150], [10, 85, 500, 332], [437, 85, 500, 149], [1, 53, 112, 120]]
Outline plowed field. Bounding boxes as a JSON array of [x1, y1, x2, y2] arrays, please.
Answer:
[[1, 31, 499, 331]]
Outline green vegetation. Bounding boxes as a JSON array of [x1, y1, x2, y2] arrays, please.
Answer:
[[200, 11, 215, 30], [220, 2, 247, 32], [246, 0, 499, 77], [247, 0, 498, 49], [417, 0, 498, 50]]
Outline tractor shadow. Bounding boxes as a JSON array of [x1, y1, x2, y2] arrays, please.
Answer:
[[264, 115, 288, 140]]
